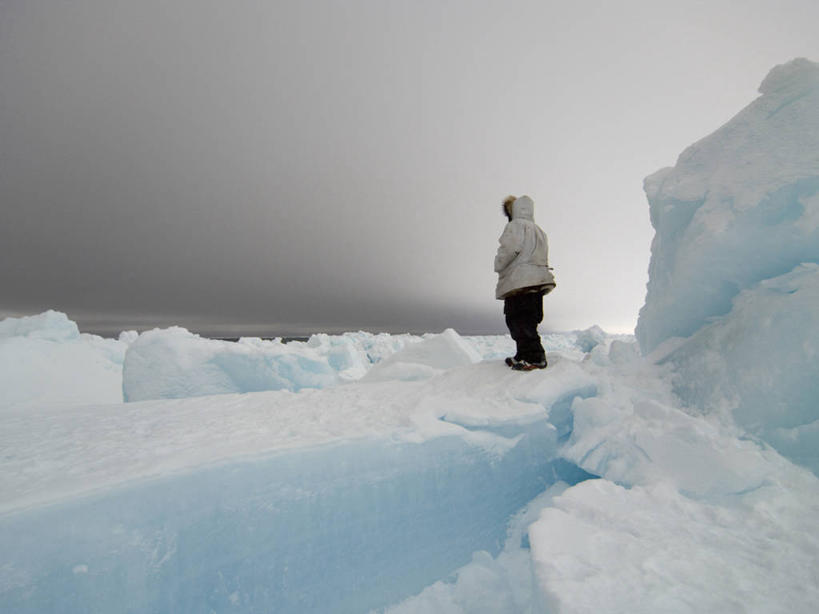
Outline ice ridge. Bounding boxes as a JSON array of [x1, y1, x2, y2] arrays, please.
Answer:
[[635, 58, 819, 474], [637, 57, 819, 353]]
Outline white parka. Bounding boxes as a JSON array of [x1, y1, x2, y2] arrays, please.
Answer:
[[494, 195, 556, 300]]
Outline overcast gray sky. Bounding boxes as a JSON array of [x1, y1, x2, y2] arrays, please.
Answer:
[[2, 0, 818, 336]]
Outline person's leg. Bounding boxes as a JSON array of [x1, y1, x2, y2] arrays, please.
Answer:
[[516, 293, 546, 364], [504, 292, 546, 365], [504, 295, 526, 360]]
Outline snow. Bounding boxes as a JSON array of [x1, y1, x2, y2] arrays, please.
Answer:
[[636, 58, 819, 475], [1, 311, 591, 407], [2, 314, 818, 612], [3, 57, 819, 614], [361, 328, 481, 382], [664, 263, 819, 474], [0, 310, 131, 410], [1, 330, 600, 613], [637, 57, 819, 353], [382, 484, 572, 614], [573, 325, 606, 353], [122, 327, 339, 401], [0, 338, 596, 517], [529, 474, 819, 614]]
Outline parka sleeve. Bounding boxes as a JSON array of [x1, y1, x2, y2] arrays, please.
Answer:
[[494, 222, 523, 272]]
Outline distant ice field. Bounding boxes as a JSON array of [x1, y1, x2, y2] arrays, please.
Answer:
[[2, 311, 817, 613]]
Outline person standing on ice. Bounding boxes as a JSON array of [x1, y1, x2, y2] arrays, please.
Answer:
[[495, 195, 555, 370]]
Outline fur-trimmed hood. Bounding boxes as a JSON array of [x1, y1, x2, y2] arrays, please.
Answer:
[[511, 195, 535, 221], [502, 195, 536, 222]]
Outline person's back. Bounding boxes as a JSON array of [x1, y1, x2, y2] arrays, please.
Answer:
[[494, 195, 555, 370]]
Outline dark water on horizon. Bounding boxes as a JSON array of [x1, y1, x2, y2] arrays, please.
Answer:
[[212, 336, 310, 344]]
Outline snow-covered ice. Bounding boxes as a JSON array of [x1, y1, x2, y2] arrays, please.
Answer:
[[2, 315, 817, 613], [0, 310, 131, 410], [361, 328, 481, 382], [1, 312, 590, 407], [3, 58, 819, 613], [637, 57, 819, 475], [665, 263, 819, 474], [1, 327, 600, 613], [529, 474, 819, 614], [637, 57, 819, 353], [122, 326, 339, 401]]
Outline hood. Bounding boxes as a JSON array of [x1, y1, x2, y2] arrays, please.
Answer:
[[512, 195, 535, 221]]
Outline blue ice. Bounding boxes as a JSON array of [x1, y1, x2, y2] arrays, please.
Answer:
[[0, 419, 593, 613]]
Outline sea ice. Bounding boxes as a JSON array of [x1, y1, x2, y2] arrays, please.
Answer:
[[529, 474, 819, 614], [362, 328, 481, 382], [1, 345, 597, 613], [665, 263, 819, 473], [635, 58, 819, 474], [0, 310, 131, 410], [637, 58, 819, 352], [122, 326, 339, 401]]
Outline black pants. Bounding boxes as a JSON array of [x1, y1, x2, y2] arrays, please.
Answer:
[[504, 291, 546, 363]]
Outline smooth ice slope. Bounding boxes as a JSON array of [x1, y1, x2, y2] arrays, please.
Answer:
[[635, 58, 819, 473], [637, 58, 819, 352], [0, 310, 130, 409], [0, 422, 576, 614]]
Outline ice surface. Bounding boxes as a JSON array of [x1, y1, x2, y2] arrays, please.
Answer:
[[1, 349, 598, 613], [382, 483, 572, 614], [1, 424, 579, 614], [0, 310, 79, 341], [122, 327, 339, 401], [665, 263, 819, 473], [362, 328, 481, 382], [0, 310, 429, 407], [637, 58, 819, 352], [529, 474, 819, 614], [123, 327, 426, 402], [560, 356, 783, 498], [573, 325, 606, 353], [1, 310, 599, 408], [392, 341, 819, 613], [122, 326, 487, 401], [305, 330, 420, 369], [0, 311, 130, 410], [635, 58, 819, 475], [2, 318, 818, 611]]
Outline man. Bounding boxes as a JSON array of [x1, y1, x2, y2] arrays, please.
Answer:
[[494, 195, 556, 370]]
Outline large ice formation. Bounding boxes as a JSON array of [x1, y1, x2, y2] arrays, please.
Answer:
[[636, 58, 819, 473], [637, 58, 819, 352], [0, 310, 131, 409], [122, 327, 339, 401]]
